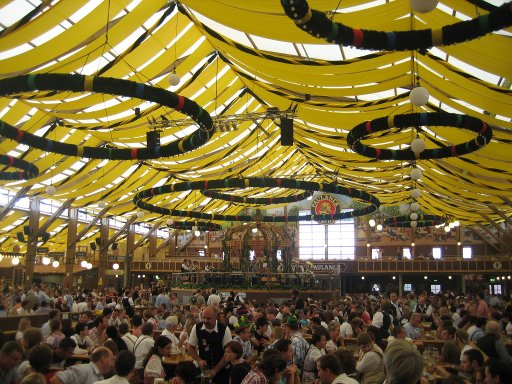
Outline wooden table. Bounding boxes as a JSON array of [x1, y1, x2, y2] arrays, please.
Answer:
[[163, 354, 194, 366]]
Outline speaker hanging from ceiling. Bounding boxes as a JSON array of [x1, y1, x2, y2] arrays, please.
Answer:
[[280, 118, 293, 146], [90, 242, 97, 251]]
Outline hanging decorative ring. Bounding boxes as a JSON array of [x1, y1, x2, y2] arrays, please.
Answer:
[[168, 221, 222, 231], [0, 73, 214, 160], [281, 0, 512, 51], [384, 214, 445, 227], [0, 154, 39, 180], [133, 178, 380, 222], [347, 112, 492, 160], [200, 188, 314, 205]]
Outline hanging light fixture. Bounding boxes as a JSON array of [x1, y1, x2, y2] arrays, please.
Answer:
[[42, 256, 51, 265], [166, 218, 174, 226], [410, 0, 439, 14], [113, 263, 119, 270], [52, 260, 59, 268], [46, 185, 57, 195], [80, 260, 88, 268], [12, 256, 20, 266], [410, 167, 422, 181], [137, 211, 144, 219], [368, 219, 376, 227], [98, 200, 107, 208], [409, 86, 429, 106]]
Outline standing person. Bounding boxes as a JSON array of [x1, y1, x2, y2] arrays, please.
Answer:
[[284, 315, 309, 372], [389, 292, 402, 326], [0, 342, 23, 384], [253, 317, 271, 354], [188, 306, 232, 384], [50, 347, 115, 384], [396, 247, 403, 260], [122, 290, 135, 318]]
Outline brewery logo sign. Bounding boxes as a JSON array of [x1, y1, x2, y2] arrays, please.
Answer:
[[310, 194, 341, 224]]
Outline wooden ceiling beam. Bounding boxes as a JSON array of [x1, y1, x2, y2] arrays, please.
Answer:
[[0, 186, 31, 221], [102, 214, 138, 250], [32, 198, 75, 241], [127, 221, 162, 255], [488, 204, 512, 226], [70, 206, 111, 247], [480, 213, 503, 233]]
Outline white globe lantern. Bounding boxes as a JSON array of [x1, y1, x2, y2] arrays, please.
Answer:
[[168, 72, 180, 86], [444, 225, 451, 233], [42, 257, 51, 265], [166, 218, 174, 226], [368, 219, 376, 227], [410, 189, 421, 199], [399, 203, 410, 214], [410, 202, 420, 212], [137, 211, 144, 219], [194, 230, 201, 237], [410, 221, 418, 228], [410, 168, 422, 181], [376, 224, 383, 231], [52, 260, 59, 268], [113, 263, 119, 270], [410, 0, 439, 13], [81, 260, 88, 268], [410, 212, 418, 221], [86, 262, 93, 269], [411, 138, 426, 154], [46, 185, 57, 195], [12, 257, 20, 266], [409, 86, 429, 106], [98, 200, 107, 209], [453, 220, 460, 227], [449, 222, 455, 228]]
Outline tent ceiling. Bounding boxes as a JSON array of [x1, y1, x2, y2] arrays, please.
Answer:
[[0, 0, 511, 251]]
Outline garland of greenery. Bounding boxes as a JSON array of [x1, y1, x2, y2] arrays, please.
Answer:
[[168, 221, 222, 231], [200, 188, 314, 205], [281, 0, 512, 51], [0, 154, 39, 180], [134, 178, 380, 222], [347, 112, 492, 160], [384, 214, 445, 227], [0, 73, 214, 160]]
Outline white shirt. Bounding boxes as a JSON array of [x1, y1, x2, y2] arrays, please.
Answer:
[[339, 322, 353, 337], [71, 334, 95, 355], [121, 332, 138, 353], [161, 329, 180, 346], [332, 373, 359, 384], [207, 294, 221, 307], [96, 375, 130, 384], [134, 335, 155, 369], [188, 321, 232, 348], [77, 302, 89, 313], [56, 362, 104, 384]]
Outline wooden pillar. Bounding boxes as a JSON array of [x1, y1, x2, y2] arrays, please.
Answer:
[[168, 231, 176, 257], [24, 197, 40, 291], [124, 223, 135, 288], [149, 231, 157, 259], [64, 208, 78, 288], [97, 217, 109, 288]]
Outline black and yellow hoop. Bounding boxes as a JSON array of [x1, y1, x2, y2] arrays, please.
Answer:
[[347, 112, 492, 160], [200, 188, 314, 205], [0, 154, 39, 180], [281, 0, 512, 51], [168, 221, 222, 231], [134, 178, 380, 222], [0, 73, 214, 160]]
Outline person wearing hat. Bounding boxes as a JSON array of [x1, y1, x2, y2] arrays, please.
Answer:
[[233, 320, 256, 362], [253, 317, 271, 354], [284, 315, 309, 371]]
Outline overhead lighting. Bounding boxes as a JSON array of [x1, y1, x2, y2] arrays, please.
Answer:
[[12, 257, 20, 266], [113, 263, 119, 270], [42, 257, 51, 265], [52, 260, 59, 268], [80, 260, 88, 268], [369, 219, 376, 227], [376, 224, 383, 231]]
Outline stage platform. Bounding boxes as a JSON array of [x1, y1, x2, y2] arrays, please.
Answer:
[[172, 287, 339, 305]]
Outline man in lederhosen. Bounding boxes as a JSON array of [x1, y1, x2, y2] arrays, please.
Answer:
[[188, 306, 232, 384]]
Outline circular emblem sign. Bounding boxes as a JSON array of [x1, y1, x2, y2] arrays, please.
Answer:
[[311, 194, 342, 224]]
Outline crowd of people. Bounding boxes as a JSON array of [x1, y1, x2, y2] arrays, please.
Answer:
[[0, 282, 512, 384]]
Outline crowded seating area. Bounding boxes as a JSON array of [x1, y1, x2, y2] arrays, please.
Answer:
[[1, 283, 512, 384]]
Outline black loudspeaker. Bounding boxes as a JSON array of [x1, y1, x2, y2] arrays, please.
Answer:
[[147, 131, 161, 148], [23, 226, 31, 236], [95, 238, 101, 246], [111, 242, 118, 251], [41, 233, 50, 242], [17, 232, 25, 242], [280, 118, 293, 146], [90, 242, 97, 251]]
